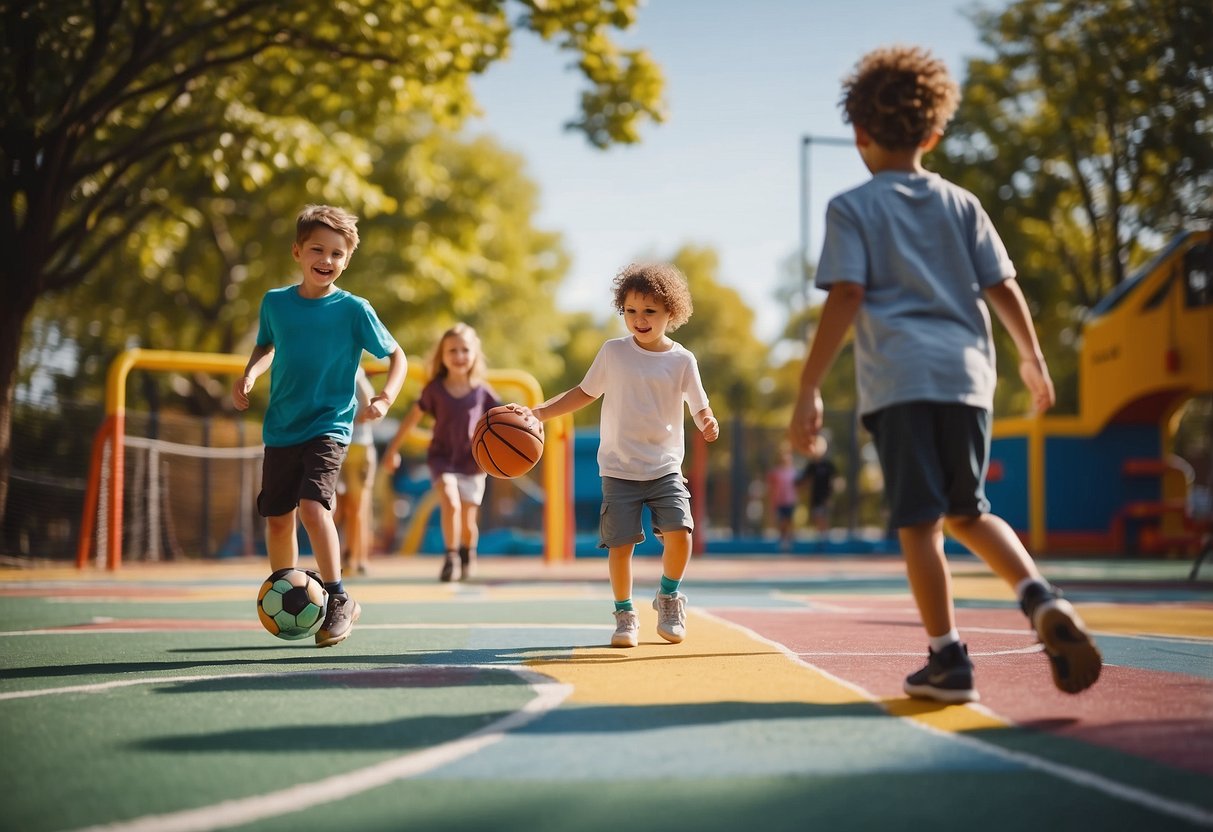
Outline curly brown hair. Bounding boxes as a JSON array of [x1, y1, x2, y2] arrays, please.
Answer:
[[840, 46, 959, 151], [611, 262, 693, 331]]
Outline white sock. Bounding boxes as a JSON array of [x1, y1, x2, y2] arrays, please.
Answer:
[[928, 629, 961, 652]]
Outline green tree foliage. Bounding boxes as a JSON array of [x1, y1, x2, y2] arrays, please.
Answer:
[[667, 245, 769, 414], [933, 0, 1213, 413], [0, 0, 666, 517], [30, 126, 572, 411]]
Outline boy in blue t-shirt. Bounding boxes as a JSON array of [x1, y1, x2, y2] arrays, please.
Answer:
[[233, 204, 407, 647], [789, 46, 1101, 702]]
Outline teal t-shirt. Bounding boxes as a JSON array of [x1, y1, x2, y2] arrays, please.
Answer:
[[255, 285, 397, 447]]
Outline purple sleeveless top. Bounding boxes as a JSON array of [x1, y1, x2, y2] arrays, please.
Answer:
[[418, 380, 500, 476]]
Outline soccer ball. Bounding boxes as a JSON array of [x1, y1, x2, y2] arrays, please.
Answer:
[[256, 568, 329, 640]]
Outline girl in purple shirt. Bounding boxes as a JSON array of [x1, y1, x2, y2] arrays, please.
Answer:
[[386, 324, 500, 581]]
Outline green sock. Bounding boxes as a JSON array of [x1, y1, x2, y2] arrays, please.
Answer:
[[614, 599, 634, 612], [659, 575, 680, 596]]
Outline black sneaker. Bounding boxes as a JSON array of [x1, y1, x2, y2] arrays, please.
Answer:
[[1020, 582, 1102, 694], [439, 552, 457, 583], [903, 642, 979, 703], [315, 593, 361, 648]]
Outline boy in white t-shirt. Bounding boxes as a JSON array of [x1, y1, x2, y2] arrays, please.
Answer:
[[526, 263, 719, 648]]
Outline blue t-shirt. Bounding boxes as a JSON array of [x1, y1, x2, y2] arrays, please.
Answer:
[[255, 285, 398, 447], [816, 170, 1015, 416]]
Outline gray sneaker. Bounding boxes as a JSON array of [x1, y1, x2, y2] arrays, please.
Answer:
[[315, 593, 361, 648], [652, 591, 688, 643], [611, 609, 639, 648]]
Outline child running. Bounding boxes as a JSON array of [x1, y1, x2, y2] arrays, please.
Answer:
[[789, 46, 1101, 702], [385, 323, 500, 582], [233, 204, 406, 648], [524, 263, 719, 648]]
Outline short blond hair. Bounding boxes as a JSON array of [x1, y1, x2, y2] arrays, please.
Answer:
[[841, 45, 959, 150], [296, 204, 360, 251], [611, 262, 694, 331]]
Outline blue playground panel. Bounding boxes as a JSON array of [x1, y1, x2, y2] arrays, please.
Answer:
[[990, 423, 1161, 538]]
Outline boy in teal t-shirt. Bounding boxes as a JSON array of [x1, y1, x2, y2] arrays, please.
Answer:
[[233, 204, 407, 647]]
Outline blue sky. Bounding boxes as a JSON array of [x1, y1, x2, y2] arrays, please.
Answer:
[[469, 0, 989, 342]]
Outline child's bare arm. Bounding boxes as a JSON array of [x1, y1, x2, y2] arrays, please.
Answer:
[[367, 345, 407, 420], [384, 402, 425, 473], [984, 278, 1055, 414], [529, 387, 596, 423], [232, 344, 274, 411], [790, 282, 864, 453], [695, 405, 719, 443]]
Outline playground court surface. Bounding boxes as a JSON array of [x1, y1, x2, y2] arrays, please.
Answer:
[[1, 553, 1211, 832]]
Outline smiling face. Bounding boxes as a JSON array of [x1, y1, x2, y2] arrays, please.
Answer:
[[621, 290, 673, 352], [292, 226, 353, 298], [440, 332, 476, 378]]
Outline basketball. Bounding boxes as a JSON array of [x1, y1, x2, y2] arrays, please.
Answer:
[[472, 405, 544, 478]]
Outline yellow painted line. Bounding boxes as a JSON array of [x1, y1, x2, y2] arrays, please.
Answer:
[[1079, 604, 1213, 639]]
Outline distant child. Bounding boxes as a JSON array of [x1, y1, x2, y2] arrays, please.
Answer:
[[789, 46, 1101, 702], [525, 263, 719, 648], [767, 447, 799, 551], [336, 367, 377, 576], [385, 323, 500, 582], [797, 435, 837, 534], [233, 204, 407, 648]]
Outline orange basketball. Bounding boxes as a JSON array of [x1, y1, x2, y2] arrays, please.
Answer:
[[472, 405, 544, 479]]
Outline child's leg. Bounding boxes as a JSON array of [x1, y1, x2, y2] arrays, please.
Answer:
[[435, 475, 462, 581], [608, 544, 636, 604], [947, 513, 1101, 693], [944, 513, 1039, 587], [436, 479, 463, 552], [265, 510, 299, 573], [653, 529, 691, 643], [298, 498, 342, 585], [659, 528, 691, 586], [899, 519, 955, 639]]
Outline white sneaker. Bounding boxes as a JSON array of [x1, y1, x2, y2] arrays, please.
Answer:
[[652, 591, 688, 643], [611, 609, 639, 648]]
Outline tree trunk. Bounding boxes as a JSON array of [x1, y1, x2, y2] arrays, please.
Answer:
[[0, 294, 35, 525]]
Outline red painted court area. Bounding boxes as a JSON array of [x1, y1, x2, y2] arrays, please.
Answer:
[[721, 596, 1213, 777]]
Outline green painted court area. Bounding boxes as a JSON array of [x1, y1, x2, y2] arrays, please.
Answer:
[[1, 556, 1211, 832]]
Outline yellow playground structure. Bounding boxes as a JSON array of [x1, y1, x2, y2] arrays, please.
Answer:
[[77, 351, 574, 570], [988, 229, 1212, 558]]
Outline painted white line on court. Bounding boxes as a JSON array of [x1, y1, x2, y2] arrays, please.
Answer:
[[701, 609, 1213, 829], [57, 664, 570, 832], [0, 622, 602, 636]]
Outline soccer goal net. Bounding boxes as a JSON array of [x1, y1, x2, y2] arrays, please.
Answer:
[[85, 410, 266, 566]]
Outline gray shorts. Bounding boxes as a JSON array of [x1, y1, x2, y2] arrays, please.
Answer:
[[861, 402, 991, 529], [599, 472, 694, 549]]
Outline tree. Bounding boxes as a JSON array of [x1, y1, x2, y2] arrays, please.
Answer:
[[0, 0, 666, 518], [934, 0, 1213, 411], [30, 126, 573, 411]]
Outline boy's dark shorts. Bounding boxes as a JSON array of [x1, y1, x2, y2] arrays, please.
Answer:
[[861, 402, 991, 529], [258, 436, 349, 517], [599, 472, 694, 549]]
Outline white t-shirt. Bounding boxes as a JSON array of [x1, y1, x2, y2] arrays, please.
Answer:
[[579, 336, 710, 481]]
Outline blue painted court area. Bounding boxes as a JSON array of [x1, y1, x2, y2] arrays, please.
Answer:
[[0, 556, 1210, 832]]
